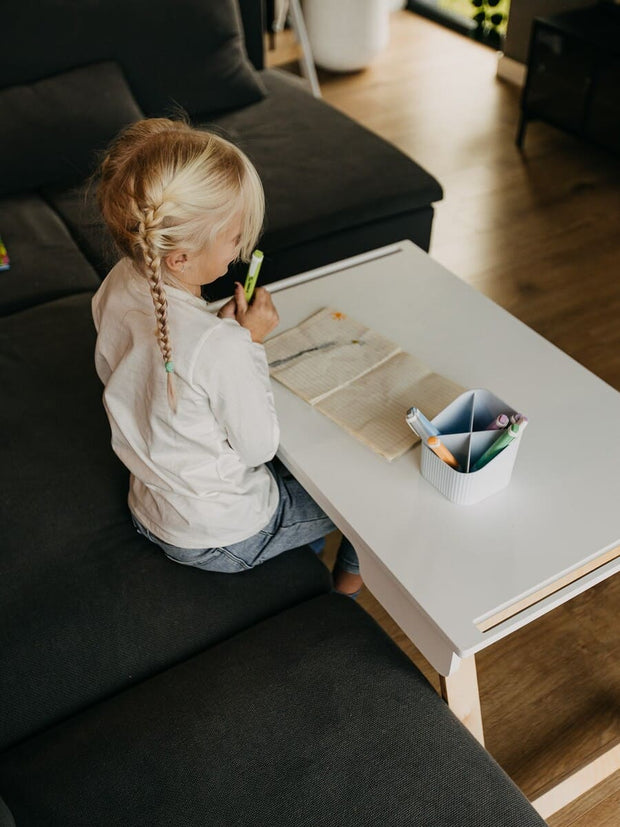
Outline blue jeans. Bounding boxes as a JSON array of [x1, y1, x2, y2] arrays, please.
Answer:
[[132, 460, 359, 575]]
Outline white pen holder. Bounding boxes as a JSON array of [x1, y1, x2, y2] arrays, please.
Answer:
[[420, 389, 524, 505]]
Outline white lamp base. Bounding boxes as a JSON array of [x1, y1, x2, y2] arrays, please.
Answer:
[[304, 0, 390, 72]]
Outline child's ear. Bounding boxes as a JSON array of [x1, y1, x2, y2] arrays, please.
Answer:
[[165, 251, 188, 274]]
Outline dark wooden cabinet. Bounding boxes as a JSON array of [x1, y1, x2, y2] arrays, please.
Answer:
[[517, 3, 620, 154]]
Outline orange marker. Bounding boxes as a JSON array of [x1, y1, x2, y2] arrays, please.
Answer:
[[427, 436, 461, 471]]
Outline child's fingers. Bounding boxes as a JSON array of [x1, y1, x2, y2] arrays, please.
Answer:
[[234, 281, 249, 314], [253, 287, 275, 311], [251, 288, 279, 330], [217, 297, 237, 319], [237, 286, 279, 343]]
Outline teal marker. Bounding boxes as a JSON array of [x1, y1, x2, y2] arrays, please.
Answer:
[[471, 422, 521, 472], [243, 249, 264, 302]]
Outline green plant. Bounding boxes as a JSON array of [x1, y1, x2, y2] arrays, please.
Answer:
[[471, 0, 504, 43]]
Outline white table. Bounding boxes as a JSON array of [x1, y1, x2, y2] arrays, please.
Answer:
[[260, 241, 620, 817]]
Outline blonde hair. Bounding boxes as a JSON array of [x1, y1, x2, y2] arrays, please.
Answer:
[[97, 118, 265, 411]]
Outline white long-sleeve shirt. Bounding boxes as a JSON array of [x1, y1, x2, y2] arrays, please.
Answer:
[[91, 258, 280, 548]]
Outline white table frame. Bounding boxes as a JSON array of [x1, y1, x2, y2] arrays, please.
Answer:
[[210, 242, 620, 817]]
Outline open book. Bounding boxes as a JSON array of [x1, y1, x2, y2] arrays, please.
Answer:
[[265, 308, 464, 461]]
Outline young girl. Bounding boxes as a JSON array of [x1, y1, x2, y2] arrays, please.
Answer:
[[92, 118, 362, 596]]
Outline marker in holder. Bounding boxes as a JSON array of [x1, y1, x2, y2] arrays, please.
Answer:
[[406, 406, 440, 442], [417, 389, 526, 505]]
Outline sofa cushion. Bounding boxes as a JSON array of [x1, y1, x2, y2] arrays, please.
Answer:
[[0, 62, 143, 198], [229, 208, 436, 296], [210, 69, 443, 252], [0, 595, 545, 827], [183, 68, 443, 298], [42, 183, 116, 280], [46, 68, 444, 292], [0, 195, 100, 315], [0, 0, 266, 120], [0, 293, 331, 750]]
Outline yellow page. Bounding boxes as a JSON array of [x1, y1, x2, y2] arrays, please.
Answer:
[[315, 352, 464, 461], [265, 308, 401, 404]]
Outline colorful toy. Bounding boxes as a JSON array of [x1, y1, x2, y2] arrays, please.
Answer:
[[0, 236, 9, 271]]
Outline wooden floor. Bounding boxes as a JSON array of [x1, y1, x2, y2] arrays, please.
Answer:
[[267, 11, 620, 826]]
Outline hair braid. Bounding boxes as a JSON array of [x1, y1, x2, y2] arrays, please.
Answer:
[[137, 211, 177, 413]]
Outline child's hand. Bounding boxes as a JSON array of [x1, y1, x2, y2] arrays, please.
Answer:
[[233, 283, 279, 343], [217, 296, 237, 320]]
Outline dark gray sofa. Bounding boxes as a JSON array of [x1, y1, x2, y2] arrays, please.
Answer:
[[0, 0, 442, 302], [0, 1, 546, 824]]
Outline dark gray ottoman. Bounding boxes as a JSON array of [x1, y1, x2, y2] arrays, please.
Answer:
[[0, 595, 545, 826]]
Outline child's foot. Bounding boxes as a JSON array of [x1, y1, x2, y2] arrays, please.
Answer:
[[333, 568, 364, 598]]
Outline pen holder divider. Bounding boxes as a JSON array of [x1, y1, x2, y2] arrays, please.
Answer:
[[419, 389, 523, 505], [432, 390, 476, 435], [436, 433, 471, 473]]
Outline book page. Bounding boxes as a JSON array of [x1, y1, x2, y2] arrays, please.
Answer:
[[265, 308, 401, 404], [315, 352, 464, 461], [267, 308, 464, 461]]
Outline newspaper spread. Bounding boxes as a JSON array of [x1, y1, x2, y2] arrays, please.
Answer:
[[265, 308, 463, 461]]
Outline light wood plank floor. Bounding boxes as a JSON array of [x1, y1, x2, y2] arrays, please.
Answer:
[[267, 11, 620, 825]]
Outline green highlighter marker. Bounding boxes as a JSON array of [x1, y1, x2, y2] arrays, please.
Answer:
[[243, 249, 264, 302], [471, 423, 521, 472]]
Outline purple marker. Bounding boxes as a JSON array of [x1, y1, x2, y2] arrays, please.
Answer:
[[485, 413, 509, 430], [510, 413, 529, 429]]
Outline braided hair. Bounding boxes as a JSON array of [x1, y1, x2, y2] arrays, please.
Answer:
[[137, 215, 176, 410], [97, 118, 264, 413]]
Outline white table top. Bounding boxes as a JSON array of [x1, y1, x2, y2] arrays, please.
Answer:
[[263, 242, 620, 672]]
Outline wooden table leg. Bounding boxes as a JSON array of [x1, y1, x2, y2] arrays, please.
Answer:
[[530, 739, 620, 819], [440, 657, 620, 818], [439, 655, 485, 746]]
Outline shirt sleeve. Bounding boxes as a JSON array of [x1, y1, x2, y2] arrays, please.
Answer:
[[194, 320, 280, 468], [91, 291, 112, 384]]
